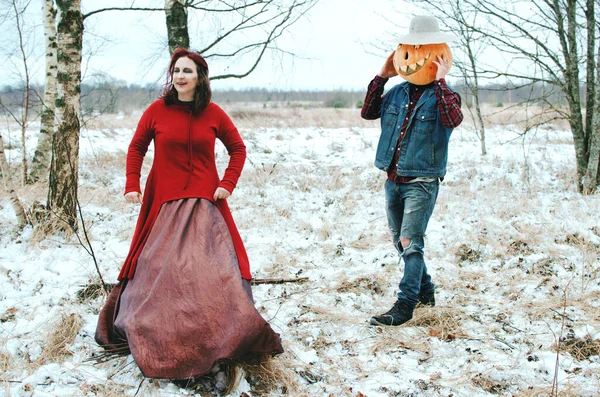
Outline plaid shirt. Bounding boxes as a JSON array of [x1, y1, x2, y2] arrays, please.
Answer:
[[361, 75, 463, 182]]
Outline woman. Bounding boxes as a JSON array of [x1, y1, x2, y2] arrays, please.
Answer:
[[95, 48, 283, 379]]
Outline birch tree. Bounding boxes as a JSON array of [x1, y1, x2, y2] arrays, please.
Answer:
[[30, 0, 57, 183], [47, 0, 82, 229], [165, 0, 188, 54]]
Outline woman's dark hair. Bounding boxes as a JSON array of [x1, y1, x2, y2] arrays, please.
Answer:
[[162, 48, 211, 115]]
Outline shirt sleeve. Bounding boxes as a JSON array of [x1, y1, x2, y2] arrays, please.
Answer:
[[125, 106, 155, 194], [361, 75, 388, 120], [217, 110, 246, 193], [435, 78, 464, 129]]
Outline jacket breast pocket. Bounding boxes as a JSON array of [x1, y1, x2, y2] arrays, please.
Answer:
[[413, 110, 436, 134], [382, 104, 400, 129]]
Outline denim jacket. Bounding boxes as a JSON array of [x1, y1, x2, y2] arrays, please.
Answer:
[[375, 81, 453, 177]]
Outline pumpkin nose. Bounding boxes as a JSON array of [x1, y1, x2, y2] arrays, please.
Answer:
[[405, 52, 409, 60]]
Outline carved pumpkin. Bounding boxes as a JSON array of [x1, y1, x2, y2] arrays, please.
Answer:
[[393, 43, 452, 85]]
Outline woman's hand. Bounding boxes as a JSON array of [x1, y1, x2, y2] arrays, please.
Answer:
[[125, 191, 143, 204], [378, 51, 398, 79], [433, 54, 450, 81], [213, 187, 231, 201]]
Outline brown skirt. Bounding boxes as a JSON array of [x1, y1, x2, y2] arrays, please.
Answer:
[[95, 198, 283, 379]]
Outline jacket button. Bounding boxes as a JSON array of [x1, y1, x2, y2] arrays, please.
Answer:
[[421, 115, 425, 119]]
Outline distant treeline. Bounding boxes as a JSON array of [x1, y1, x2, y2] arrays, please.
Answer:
[[0, 80, 573, 117]]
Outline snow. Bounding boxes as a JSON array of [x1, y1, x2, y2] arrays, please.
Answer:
[[1, 112, 600, 396]]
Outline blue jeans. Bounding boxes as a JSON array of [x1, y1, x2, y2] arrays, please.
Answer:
[[385, 179, 439, 309]]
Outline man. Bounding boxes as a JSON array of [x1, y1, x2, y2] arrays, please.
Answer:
[[361, 15, 463, 326]]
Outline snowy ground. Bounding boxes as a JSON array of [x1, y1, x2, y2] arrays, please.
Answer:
[[1, 109, 599, 396]]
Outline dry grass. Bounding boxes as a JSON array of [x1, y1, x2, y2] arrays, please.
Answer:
[[456, 243, 483, 262], [76, 282, 113, 302], [462, 103, 572, 130], [409, 307, 465, 342], [513, 382, 584, 397], [470, 372, 511, 394], [558, 333, 600, 361], [37, 313, 83, 364], [334, 275, 385, 296], [239, 355, 304, 395], [81, 106, 380, 130], [371, 329, 431, 356], [78, 381, 142, 397], [0, 338, 10, 376]]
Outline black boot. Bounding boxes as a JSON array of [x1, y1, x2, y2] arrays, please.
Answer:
[[418, 290, 436, 307], [370, 300, 413, 326]]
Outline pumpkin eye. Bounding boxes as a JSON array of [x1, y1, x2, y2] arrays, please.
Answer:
[[414, 45, 421, 50]]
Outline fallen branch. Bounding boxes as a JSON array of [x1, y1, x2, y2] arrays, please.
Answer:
[[251, 277, 308, 285], [78, 277, 309, 298]]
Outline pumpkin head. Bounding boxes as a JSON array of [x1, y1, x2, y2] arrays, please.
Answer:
[[393, 43, 452, 85]]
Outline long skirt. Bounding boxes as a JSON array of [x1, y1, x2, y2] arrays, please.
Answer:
[[95, 198, 283, 379]]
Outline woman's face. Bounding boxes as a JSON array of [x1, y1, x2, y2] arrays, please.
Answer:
[[172, 56, 199, 101]]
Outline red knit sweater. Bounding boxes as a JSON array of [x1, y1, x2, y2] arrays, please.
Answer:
[[118, 99, 251, 280]]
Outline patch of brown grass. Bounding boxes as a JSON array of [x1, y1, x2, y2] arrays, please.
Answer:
[[471, 372, 510, 394], [513, 382, 582, 397], [371, 330, 431, 357], [0, 340, 10, 375], [38, 313, 83, 364], [76, 282, 114, 302], [558, 333, 600, 360], [239, 355, 305, 396], [78, 381, 139, 397], [409, 307, 465, 341], [507, 240, 534, 256], [456, 243, 483, 262], [335, 275, 385, 296]]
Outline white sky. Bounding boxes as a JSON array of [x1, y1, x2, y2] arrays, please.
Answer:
[[2, 0, 460, 91]]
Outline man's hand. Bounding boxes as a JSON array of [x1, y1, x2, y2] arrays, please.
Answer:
[[125, 191, 143, 204], [213, 187, 231, 201], [433, 54, 451, 81], [378, 51, 398, 79]]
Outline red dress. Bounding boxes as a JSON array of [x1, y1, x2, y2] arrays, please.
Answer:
[[95, 99, 283, 379]]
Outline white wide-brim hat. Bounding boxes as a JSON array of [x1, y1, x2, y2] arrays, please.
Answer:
[[396, 15, 458, 45]]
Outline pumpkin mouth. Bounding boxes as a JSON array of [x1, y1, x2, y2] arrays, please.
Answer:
[[397, 52, 431, 76]]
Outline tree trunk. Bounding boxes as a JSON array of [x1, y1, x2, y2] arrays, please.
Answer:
[[556, 0, 587, 190], [31, 0, 58, 183], [584, 0, 595, 157], [0, 134, 28, 228], [465, 34, 486, 156], [583, 29, 600, 194], [165, 0, 189, 55], [48, 0, 83, 230]]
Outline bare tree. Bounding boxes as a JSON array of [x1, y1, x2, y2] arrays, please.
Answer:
[[30, 0, 57, 183], [406, 0, 488, 155], [0, 0, 37, 186], [189, 0, 319, 80], [84, 0, 319, 79], [584, 31, 600, 194], [447, 0, 599, 193], [47, 0, 82, 229]]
